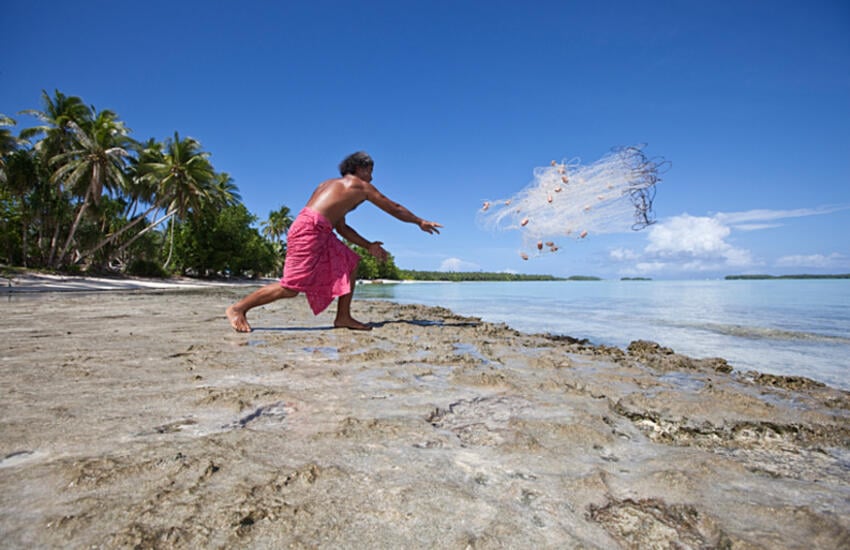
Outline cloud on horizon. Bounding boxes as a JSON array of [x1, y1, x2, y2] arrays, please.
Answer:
[[611, 206, 848, 275]]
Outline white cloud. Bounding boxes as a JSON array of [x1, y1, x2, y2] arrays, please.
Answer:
[[439, 257, 480, 272], [732, 223, 782, 231], [643, 214, 753, 267], [607, 206, 846, 276], [645, 215, 732, 257], [715, 206, 848, 228]]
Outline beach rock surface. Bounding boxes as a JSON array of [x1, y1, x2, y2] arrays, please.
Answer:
[[0, 288, 848, 548]]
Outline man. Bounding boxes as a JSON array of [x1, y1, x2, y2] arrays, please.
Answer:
[[226, 152, 442, 332]]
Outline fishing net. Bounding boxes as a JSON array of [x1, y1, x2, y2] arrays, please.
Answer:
[[478, 145, 669, 259]]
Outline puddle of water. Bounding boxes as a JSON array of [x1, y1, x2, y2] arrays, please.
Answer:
[[452, 343, 497, 367], [657, 371, 706, 393], [0, 450, 49, 469]]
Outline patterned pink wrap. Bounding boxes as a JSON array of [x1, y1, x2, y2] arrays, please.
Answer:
[[280, 207, 360, 315]]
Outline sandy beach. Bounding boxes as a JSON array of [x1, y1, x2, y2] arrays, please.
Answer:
[[1, 275, 849, 548]]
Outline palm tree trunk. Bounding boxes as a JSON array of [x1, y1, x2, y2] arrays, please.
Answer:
[[20, 216, 29, 268], [47, 218, 61, 268], [45, 205, 61, 266], [163, 218, 176, 269], [35, 222, 43, 265], [78, 203, 161, 264], [54, 189, 91, 268], [111, 208, 176, 259]]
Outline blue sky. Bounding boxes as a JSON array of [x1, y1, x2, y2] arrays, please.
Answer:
[[4, 0, 849, 278]]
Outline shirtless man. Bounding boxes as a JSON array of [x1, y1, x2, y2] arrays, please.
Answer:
[[226, 152, 441, 332]]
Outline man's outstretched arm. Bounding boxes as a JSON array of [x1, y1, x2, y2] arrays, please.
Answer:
[[362, 184, 442, 234]]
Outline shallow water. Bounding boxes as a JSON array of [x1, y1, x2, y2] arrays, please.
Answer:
[[357, 279, 850, 389]]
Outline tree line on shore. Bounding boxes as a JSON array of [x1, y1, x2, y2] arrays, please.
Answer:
[[0, 90, 401, 280]]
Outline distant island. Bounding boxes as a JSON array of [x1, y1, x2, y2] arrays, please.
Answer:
[[725, 274, 850, 280], [621, 277, 652, 281], [397, 270, 604, 282]]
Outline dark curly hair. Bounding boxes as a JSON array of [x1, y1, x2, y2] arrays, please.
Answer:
[[339, 151, 374, 176]]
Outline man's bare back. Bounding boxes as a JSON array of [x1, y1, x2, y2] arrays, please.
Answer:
[[305, 175, 371, 227]]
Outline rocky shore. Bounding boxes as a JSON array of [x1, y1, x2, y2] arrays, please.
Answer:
[[1, 286, 848, 548]]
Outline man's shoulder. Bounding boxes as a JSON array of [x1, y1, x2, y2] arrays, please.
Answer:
[[341, 174, 375, 193], [317, 175, 363, 192], [320, 175, 347, 185]]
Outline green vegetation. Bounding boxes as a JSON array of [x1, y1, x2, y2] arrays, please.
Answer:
[[351, 245, 401, 280], [173, 203, 278, 278], [0, 90, 296, 278], [725, 274, 850, 280]]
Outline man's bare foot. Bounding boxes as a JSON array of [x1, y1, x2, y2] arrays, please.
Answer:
[[334, 316, 373, 331], [226, 306, 252, 332]]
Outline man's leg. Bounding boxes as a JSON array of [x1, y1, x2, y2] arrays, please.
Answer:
[[334, 268, 372, 331], [226, 282, 298, 332]]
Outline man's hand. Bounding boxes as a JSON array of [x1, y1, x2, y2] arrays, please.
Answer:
[[418, 220, 442, 234], [367, 241, 389, 262]]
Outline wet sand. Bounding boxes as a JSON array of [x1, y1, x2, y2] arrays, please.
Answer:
[[1, 282, 848, 548]]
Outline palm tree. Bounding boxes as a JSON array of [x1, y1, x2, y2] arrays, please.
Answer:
[[1, 115, 22, 261], [112, 133, 216, 266], [0, 115, 25, 180], [125, 138, 163, 217], [20, 90, 92, 163], [261, 206, 293, 273], [49, 110, 133, 266], [262, 206, 293, 244], [19, 90, 93, 266], [3, 150, 40, 266], [74, 138, 163, 264], [160, 171, 240, 269], [210, 172, 242, 208], [158, 133, 216, 217]]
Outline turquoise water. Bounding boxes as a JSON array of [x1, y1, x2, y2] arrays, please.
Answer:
[[356, 280, 850, 390]]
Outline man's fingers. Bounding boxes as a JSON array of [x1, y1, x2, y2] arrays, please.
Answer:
[[421, 221, 442, 234]]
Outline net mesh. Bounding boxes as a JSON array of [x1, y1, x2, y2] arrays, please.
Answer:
[[478, 145, 669, 258]]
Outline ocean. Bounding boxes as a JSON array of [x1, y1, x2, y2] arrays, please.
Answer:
[[355, 279, 850, 390]]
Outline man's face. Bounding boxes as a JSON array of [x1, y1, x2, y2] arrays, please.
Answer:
[[355, 165, 373, 183]]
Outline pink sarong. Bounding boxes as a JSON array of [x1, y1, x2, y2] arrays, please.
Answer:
[[280, 207, 360, 315]]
